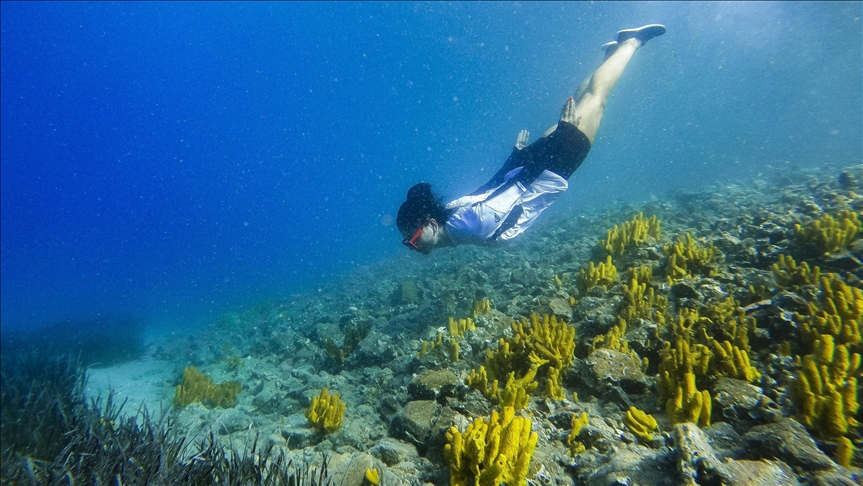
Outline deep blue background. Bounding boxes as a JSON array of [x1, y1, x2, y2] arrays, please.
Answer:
[[2, 2, 861, 333]]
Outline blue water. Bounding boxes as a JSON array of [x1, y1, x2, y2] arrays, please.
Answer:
[[2, 2, 860, 334]]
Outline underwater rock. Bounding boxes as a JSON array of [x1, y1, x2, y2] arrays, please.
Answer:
[[281, 424, 320, 449], [702, 421, 743, 453], [808, 470, 863, 486], [351, 329, 396, 367], [251, 380, 288, 415], [571, 295, 619, 339], [370, 437, 420, 466], [720, 459, 798, 486], [215, 408, 254, 435], [675, 422, 725, 484], [581, 349, 648, 395], [674, 422, 797, 485], [837, 171, 859, 190], [569, 415, 620, 454], [712, 377, 764, 423], [511, 265, 538, 287], [400, 279, 420, 304], [279, 412, 321, 448], [670, 281, 702, 300], [326, 451, 379, 486], [407, 369, 458, 401], [339, 404, 386, 450], [742, 418, 837, 471], [548, 297, 573, 319], [388, 400, 438, 450], [584, 445, 676, 486], [822, 249, 862, 271], [772, 291, 812, 314]]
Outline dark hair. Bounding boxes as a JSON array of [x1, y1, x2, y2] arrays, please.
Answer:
[[396, 182, 449, 238]]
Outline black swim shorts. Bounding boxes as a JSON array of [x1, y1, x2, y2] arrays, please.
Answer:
[[480, 121, 592, 190]]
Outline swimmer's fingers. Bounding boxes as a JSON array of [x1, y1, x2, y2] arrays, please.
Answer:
[[515, 129, 530, 150], [560, 97, 577, 125]]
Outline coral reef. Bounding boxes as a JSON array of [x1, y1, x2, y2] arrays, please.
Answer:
[[34, 163, 863, 485]]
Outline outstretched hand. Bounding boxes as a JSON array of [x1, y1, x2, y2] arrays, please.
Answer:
[[515, 129, 530, 150]]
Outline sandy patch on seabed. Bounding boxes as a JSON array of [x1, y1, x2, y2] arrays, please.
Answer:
[[83, 323, 191, 418]]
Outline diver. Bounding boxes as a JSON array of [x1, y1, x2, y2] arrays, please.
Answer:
[[397, 24, 666, 255]]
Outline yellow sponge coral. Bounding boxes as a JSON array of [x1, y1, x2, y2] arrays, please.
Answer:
[[666, 372, 712, 428], [577, 255, 618, 294], [602, 213, 661, 256], [624, 406, 659, 443], [473, 299, 492, 316], [567, 412, 589, 455], [836, 436, 855, 468], [709, 338, 761, 384], [796, 273, 862, 348], [773, 254, 822, 288], [467, 359, 545, 410], [619, 276, 668, 325], [365, 467, 380, 485], [663, 233, 720, 281], [449, 316, 476, 337], [305, 388, 346, 433], [444, 406, 538, 486], [792, 334, 860, 438], [795, 210, 861, 255], [174, 366, 242, 409]]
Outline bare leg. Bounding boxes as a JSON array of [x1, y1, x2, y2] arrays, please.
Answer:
[[564, 38, 639, 143], [543, 24, 665, 142]]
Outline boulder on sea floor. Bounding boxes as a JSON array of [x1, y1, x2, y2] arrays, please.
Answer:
[[566, 349, 649, 406], [407, 369, 458, 401], [742, 418, 837, 471], [675, 422, 798, 486], [388, 400, 438, 451]]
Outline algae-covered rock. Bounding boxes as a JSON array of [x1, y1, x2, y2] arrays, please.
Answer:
[[351, 329, 396, 366], [549, 297, 573, 319], [326, 451, 379, 486], [712, 377, 764, 422], [581, 348, 648, 394], [400, 279, 419, 304], [407, 369, 458, 401], [675, 422, 725, 484], [720, 459, 798, 486], [388, 400, 438, 449], [584, 445, 676, 486], [742, 418, 837, 471], [809, 470, 863, 486], [370, 438, 420, 466]]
